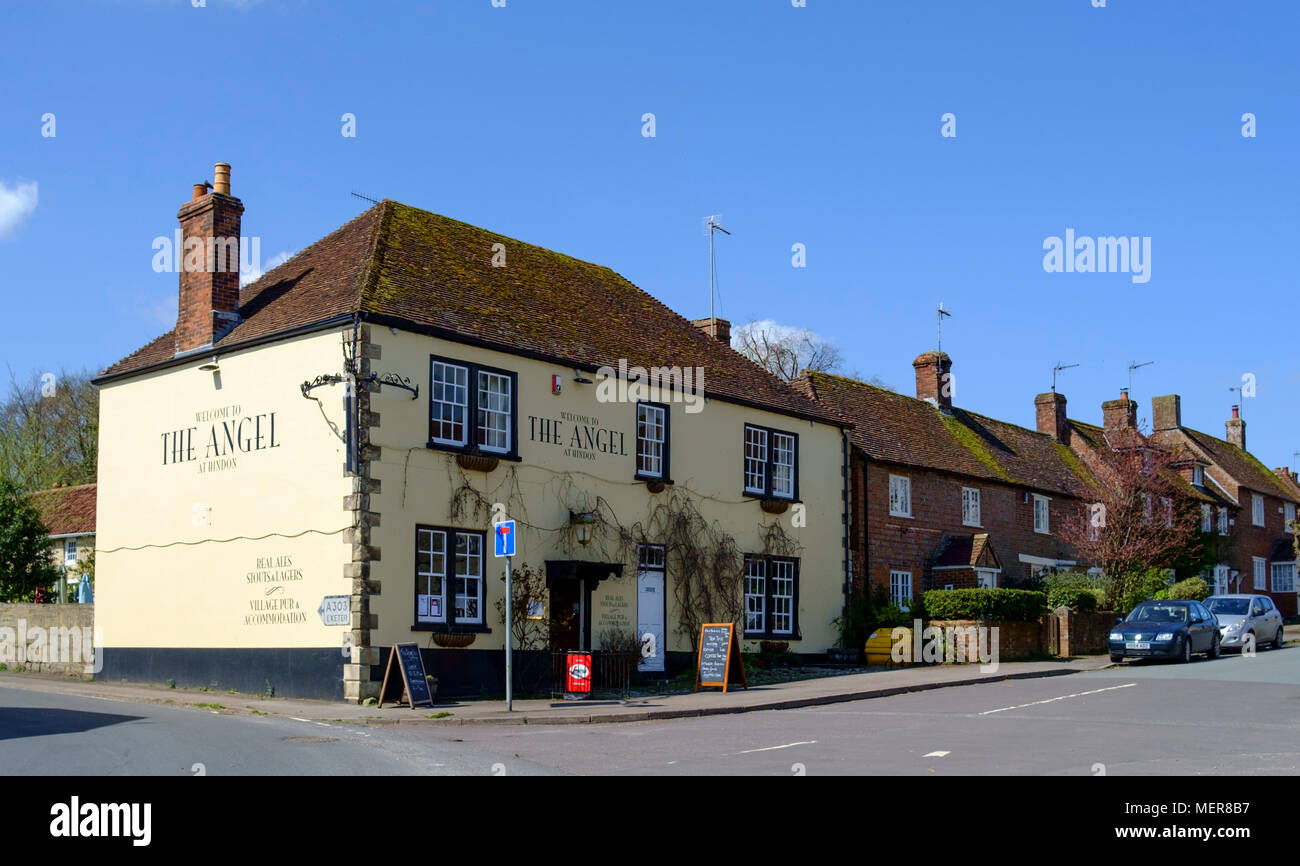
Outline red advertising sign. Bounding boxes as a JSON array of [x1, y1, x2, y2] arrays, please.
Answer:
[[565, 652, 592, 695]]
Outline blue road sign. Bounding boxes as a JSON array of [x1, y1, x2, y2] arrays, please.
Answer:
[[494, 520, 516, 558]]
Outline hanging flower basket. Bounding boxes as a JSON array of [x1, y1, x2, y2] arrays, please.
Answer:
[[760, 498, 790, 515], [456, 453, 499, 473], [433, 631, 476, 649], [645, 479, 666, 494]]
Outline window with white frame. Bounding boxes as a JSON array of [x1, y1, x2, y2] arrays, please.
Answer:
[[1201, 504, 1212, 533], [415, 526, 485, 627], [975, 569, 998, 589], [743, 425, 796, 500], [890, 570, 912, 611], [743, 554, 798, 637], [476, 371, 512, 453], [889, 475, 912, 517], [1033, 495, 1050, 534], [1161, 497, 1172, 528], [1218, 507, 1229, 535], [429, 356, 516, 456], [429, 361, 469, 446], [1142, 494, 1153, 524], [1286, 502, 1296, 530], [1192, 466, 1204, 486], [64, 539, 77, 567], [962, 487, 981, 527], [636, 402, 667, 479], [1272, 562, 1297, 593], [1252, 493, 1265, 527], [1214, 564, 1230, 595], [1253, 557, 1267, 590]]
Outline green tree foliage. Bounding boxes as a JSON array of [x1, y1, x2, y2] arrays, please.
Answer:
[[0, 479, 62, 601], [0, 367, 99, 490]]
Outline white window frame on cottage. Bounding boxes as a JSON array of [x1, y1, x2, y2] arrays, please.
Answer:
[[1214, 564, 1230, 596], [1252, 493, 1265, 527], [1218, 507, 1229, 535], [1033, 494, 1050, 534], [64, 539, 77, 567], [1161, 497, 1172, 528], [743, 424, 798, 500], [1201, 504, 1212, 533], [429, 360, 470, 447], [476, 370, 512, 454], [635, 402, 667, 479], [429, 356, 516, 456], [889, 475, 912, 518], [975, 568, 999, 589], [1253, 556, 1267, 591], [1286, 502, 1296, 530], [890, 569, 912, 611], [415, 526, 485, 627], [961, 487, 981, 527], [743, 425, 767, 494], [1192, 465, 1204, 486], [1271, 561, 1297, 593]]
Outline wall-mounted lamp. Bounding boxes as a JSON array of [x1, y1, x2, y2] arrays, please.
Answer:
[[573, 368, 594, 385], [198, 356, 220, 372], [569, 510, 597, 546]]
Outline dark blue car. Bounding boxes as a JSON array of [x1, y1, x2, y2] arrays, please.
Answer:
[[1108, 600, 1221, 663]]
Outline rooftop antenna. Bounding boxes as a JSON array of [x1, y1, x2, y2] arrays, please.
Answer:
[[1052, 361, 1079, 393], [936, 302, 952, 353], [705, 215, 730, 334], [1228, 384, 1244, 418], [1127, 360, 1154, 396], [351, 191, 380, 205]]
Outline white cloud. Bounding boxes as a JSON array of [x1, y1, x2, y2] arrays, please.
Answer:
[[241, 249, 295, 287], [0, 180, 38, 238]]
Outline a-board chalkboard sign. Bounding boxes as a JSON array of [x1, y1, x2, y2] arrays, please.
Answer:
[[378, 642, 435, 708], [694, 623, 747, 692]]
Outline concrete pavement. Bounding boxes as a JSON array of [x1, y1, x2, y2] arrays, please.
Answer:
[[0, 654, 1114, 728]]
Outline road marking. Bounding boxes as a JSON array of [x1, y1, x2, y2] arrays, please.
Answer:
[[738, 740, 816, 754], [290, 717, 310, 722], [979, 682, 1136, 715], [923, 750, 950, 758]]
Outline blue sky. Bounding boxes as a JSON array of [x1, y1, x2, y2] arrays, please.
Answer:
[[2, 0, 1297, 468]]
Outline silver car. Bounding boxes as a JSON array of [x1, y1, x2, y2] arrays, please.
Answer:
[[1205, 594, 1285, 651]]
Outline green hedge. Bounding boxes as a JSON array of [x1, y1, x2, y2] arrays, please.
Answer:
[[922, 588, 1048, 622], [1046, 587, 1098, 612], [1154, 577, 1210, 602]]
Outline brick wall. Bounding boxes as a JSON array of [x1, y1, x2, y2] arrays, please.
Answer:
[[1230, 489, 1297, 617], [0, 603, 96, 676], [1054, 606, 1115, 656], [859, 459, 1079, 606], [928, 618, 1045, 660]]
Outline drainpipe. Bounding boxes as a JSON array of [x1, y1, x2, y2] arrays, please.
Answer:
[[841, 429, 851, 604]]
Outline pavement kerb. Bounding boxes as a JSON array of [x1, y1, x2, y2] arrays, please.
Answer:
[[373, 663, 1099, 728]]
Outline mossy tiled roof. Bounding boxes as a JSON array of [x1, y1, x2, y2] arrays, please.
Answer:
[[28, 483, 96, 536], [101, 202, 843, 425], [1177, 427, 1297, 503], [803, 371, 1092, 497]]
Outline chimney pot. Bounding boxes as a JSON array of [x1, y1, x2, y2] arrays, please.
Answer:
[[913, 350, 953, 413], [690, 317, 731, 344], [213, 163, 231, 195], [1035, 392, 1069, 443], [1225, 406, 1246, 450]]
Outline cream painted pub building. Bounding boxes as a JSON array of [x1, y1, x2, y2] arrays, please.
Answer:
[[94, 164, 850, 701]]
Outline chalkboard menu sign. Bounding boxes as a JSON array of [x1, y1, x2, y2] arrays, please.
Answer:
[[379, 642, 435, 708], [694, 623, 747, 693]]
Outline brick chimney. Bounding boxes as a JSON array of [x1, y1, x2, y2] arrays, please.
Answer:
[[913, 351, 953, 413], [1034, 392, 1069, 443], [175, 162, 243, 356], [1152, 394, 1181, 431], [1102, 389, 1137, 433], [691, 317, 731, 343], [1225, 405, 1246, 450]]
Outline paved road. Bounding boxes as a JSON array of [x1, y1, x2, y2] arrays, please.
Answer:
[[2, 645, 1295, 775], [0, 687, 556, 776], [424, 644, 1300, 776]]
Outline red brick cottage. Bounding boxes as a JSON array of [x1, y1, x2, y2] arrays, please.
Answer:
[[799, 352, 1094, 611], [1143, 398, 1300, 616]]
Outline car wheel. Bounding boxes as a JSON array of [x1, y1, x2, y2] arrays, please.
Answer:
[[1179, 636, 1191, 664], [1110, 653, 1124, 663], [1208, 633, 1220, 659], [1273, 627, 1286, 650]]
